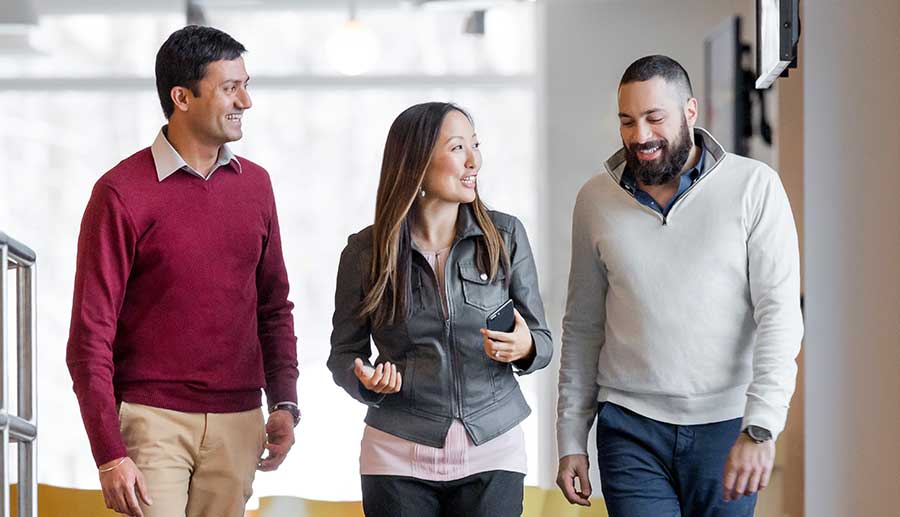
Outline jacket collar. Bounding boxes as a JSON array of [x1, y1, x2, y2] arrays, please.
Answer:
[[408, 204, 483, 256], [603, 127, 726, 183], [455, 203, 485, 241]]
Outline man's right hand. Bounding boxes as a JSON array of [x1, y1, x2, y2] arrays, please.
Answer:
[[99, 457, 152, 517], [556, 454, 593, 506]]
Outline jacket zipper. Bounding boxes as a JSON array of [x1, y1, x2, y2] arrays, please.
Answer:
[[441, 241, 465, 420], [416, 241, 464, 420]]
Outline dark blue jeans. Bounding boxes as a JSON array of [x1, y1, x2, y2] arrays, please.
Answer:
[[596, 402, 757, 517]]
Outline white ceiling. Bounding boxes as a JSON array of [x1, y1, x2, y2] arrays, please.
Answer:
[[30, 0, 517, 15]]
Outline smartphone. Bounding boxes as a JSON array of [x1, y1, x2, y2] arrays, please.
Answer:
[[486, 299, 515, 333]]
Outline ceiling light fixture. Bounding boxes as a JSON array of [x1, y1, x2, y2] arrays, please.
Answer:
[[187, 1, 208, 26], [463, 10, 486, 35], [325, 1, 380, 76]]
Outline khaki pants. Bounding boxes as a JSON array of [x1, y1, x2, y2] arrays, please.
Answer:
[[118, 401, 266, 517]]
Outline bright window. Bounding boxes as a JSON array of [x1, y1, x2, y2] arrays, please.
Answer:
[[0, 4, 539, 502]]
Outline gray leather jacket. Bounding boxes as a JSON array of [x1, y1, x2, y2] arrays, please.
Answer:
[[328, 206, 552, 447]]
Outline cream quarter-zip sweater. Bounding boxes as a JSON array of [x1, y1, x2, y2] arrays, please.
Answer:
[[557, 129, 803, 458]]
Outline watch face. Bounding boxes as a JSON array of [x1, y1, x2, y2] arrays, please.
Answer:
[[747, 425, 772, 442]]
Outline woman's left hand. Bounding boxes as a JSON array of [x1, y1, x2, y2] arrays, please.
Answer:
[[481, 309, 535, 363]]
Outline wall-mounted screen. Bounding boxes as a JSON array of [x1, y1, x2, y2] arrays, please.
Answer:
[[756, 0, 799, 89]]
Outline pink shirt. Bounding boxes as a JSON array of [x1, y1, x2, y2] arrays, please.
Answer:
[[359, 248, 526, 481]]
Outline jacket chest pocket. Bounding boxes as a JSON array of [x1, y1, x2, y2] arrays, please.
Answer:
[[458, 262, 506, 312]]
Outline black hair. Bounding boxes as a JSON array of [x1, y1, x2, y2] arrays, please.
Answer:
[[362, 102, 509, 328], [620, 54, 693, 102], [155, 25, 246, 119]]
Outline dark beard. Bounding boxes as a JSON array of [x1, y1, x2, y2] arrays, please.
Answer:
[[624, 119, 693, 186]]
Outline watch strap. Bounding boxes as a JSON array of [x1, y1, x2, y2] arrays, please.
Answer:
[[270, 401, 301, 427]]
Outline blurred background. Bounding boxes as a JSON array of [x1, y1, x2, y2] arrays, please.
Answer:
[[1, 1, 897, 516]]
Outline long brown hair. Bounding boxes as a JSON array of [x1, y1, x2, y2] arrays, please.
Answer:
[[360, 102, 510, 328]]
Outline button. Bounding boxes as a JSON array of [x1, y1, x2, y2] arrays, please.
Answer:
[[480, 273, 488, 281]]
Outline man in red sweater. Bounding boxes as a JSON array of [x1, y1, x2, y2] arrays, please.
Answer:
[[66, 25, 299, 517]]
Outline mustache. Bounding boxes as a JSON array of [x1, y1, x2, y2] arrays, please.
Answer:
[[629, 140, 668, 154]]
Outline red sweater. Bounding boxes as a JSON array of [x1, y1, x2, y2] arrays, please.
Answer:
[[66, 148, 297, 466]]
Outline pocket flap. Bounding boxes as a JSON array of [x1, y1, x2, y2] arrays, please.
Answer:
[[458, 262, 503, 284]]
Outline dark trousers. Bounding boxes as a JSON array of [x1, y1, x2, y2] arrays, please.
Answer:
[[596, 402, 757, 517], [361, 470, 524, 517]]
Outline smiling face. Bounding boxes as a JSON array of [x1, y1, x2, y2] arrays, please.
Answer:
[[618, 76, 697, 185], [420, 109, 482, 205], [177, 57, 252, 146]]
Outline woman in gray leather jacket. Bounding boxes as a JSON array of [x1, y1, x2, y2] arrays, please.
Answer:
[[328, 102, 552, 517]]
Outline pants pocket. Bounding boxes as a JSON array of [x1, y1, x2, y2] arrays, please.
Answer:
[[117, 401, 131, 434], [257, 410, 267, 460], [596, 401, 611, 428]]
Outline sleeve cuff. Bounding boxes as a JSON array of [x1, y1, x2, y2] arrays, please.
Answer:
[[94, 443, 129, 469], [515, 332, 552, 375], [556, 421, 591, 459], [265, 378, 299, 407], [357, 381, 386, 407], [742, 397, 788, 441]]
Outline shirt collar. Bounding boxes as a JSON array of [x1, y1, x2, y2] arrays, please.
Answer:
[[150, 125, 242, 182], [688, 146, 706, 181]]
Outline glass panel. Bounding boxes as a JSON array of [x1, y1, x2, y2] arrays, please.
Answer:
[[0, 4, 540, 500]]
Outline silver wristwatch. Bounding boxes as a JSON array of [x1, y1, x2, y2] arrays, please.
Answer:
[[270, 402, 301, 427], [743, 425, 772, 443]]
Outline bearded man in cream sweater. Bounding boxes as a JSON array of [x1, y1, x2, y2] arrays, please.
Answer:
[[555, 55, 803, 517]]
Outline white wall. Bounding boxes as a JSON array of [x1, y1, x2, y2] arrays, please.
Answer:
[[803, 2, 900, 516]]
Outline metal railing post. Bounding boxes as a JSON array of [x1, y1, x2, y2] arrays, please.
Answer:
[[0, 232, 38, 517], [0, 243, 10, 517], [16, 265, 36, 516]]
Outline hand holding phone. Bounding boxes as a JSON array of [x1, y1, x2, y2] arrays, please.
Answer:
[[481, 300, 534, 363]]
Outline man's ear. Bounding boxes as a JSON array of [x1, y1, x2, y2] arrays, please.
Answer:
[[170, 86, 192, 114], [684, 97, 699, 127]]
